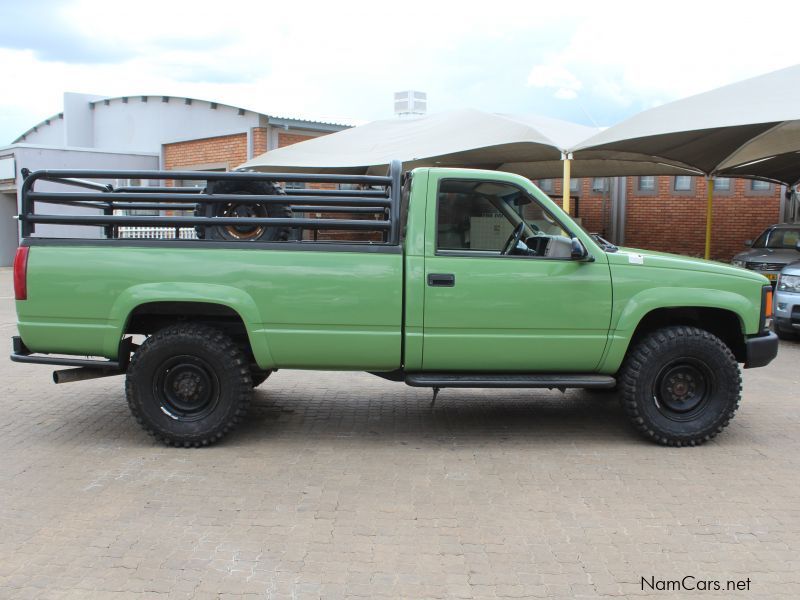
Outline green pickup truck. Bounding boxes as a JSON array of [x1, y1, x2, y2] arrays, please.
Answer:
[[11, 162, 778, 447]]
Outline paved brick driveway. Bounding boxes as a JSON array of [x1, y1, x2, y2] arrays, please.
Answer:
[[1, 268, 798, 599]]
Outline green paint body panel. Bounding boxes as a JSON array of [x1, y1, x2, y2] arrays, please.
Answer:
[[421, 169, 612, 372], [15, 167, 770, 375], [18, 246, 403, 370]]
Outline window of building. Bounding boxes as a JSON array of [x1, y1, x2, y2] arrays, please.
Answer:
[[592, 178, 608, 192], [714, 177, 731, 191], [570, 178, 580, 192], [673, 176, 692, 192], [284, 181, 306, 190], [638, 176, 656, 192], [537, 179, 553, 193], [750, 180, 771, 191]]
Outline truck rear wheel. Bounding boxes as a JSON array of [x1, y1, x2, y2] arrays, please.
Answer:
[[619, 326, 741, 446], [125, 324, 252, 447]]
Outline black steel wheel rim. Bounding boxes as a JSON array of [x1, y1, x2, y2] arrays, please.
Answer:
[[221, 202, 267, 239], [154, 355, 220, 421], [652, 358, 714, 421]]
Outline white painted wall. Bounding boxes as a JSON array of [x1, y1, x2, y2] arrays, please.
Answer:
[[17, 93, 346, 157], [17, 115, 65, 147], [64, 92, 105, 148], [0, 145, 159, 265], [0, 155, 14, 179], [91, 97, 261, 152]]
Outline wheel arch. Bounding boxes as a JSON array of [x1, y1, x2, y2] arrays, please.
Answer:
[[628, 306, 746, 362], [600, 287, 752, 373], [105, 283, 275, 368]]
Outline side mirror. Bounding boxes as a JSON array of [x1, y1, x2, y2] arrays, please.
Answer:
[[744, 239, 753, 247], [571, 237, 589, 260], [796, 240, 800, 252]]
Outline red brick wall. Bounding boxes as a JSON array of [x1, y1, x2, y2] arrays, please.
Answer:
[[624, 177, 779, 260], [543, 177, 780, 261], [163, 133, 248, 170], [277, 132, 315, 148], [252, 128, 268, 156]]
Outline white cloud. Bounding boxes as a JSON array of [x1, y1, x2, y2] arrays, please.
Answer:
[[527, 64, 582, 100], [1, 0, 799, 142]]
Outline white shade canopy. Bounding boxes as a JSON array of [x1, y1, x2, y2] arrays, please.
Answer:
[[239, 108, 699, 178], [575, 64, 800, 185], [240, 108, 588, 173]]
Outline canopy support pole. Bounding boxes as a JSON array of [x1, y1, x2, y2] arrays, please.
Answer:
[[704, 176, 714, 260], [562, 153, 572, 215]]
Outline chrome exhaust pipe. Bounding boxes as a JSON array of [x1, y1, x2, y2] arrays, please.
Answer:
[[53, 367, 122, 384]]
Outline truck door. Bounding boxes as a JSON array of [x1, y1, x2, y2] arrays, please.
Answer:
[[421, 172, 612, 372]]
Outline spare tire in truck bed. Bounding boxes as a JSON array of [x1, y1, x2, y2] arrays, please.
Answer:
[[196, 179, 293, 242]]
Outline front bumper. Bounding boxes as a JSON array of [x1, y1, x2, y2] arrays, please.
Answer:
[[744, 332, 779, 368]]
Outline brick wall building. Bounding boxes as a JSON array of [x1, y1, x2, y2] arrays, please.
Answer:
[[0, 92, 351, 265], [538, 175, 783, 261], [163, 126, 326, 172]]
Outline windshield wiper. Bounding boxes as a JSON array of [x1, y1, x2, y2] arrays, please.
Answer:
[[591, 234, 618, 252]]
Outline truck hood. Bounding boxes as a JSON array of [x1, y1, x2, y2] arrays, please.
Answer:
[[608, 247, 769, 284]]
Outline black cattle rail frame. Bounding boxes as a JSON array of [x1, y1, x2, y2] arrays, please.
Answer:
[[18, 160, 404, 244]]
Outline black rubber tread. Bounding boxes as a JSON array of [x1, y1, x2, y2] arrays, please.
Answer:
[[774, 325, 797, 341], [250, 369, 272, 387], [195, 180, 292, 241], [125, 323, 252, 447], [619, 325, 742, 447]]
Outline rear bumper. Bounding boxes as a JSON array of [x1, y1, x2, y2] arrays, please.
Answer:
[[10, 336, 126, 370], [744, 332, 779, 369]]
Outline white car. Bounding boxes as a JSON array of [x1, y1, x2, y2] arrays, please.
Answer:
[[774, 261, 800, 340]]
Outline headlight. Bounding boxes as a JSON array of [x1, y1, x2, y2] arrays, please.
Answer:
[[731, 259, 745, 268], [778, 274, 800, 293]]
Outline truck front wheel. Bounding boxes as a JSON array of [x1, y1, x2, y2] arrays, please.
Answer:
[[619, 326, 741, 446], [125, 324, 252, 447]]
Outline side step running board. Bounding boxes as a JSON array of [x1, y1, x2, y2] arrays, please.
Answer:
[[404, 373, 616, 389]]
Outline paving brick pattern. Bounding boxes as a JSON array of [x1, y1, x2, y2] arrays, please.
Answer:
[[1, 268, 798, 599]]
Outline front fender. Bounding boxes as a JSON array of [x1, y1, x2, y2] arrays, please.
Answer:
[[599, 287, 755, 373], [106, 282, 275, 367]]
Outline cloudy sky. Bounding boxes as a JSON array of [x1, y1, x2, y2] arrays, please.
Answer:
[[0, 0, 797, 144]]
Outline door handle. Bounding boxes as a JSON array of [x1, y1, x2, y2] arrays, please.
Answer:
[[427, 273, 455, 287]]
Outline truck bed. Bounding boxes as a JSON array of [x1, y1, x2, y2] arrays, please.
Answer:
[[19, 243, 404, 370]]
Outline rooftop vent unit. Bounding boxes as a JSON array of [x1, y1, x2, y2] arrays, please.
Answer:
[[394, 90, 427, 118]]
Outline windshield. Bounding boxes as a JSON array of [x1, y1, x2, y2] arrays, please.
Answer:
[[752, 228, 800, 250]]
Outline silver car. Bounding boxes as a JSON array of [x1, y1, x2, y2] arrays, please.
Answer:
[[774, 261, 800, 340], [731, 224, 800, 285]]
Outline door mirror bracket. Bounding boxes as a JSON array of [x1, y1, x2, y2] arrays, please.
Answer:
[[570, 238, 593, 262]]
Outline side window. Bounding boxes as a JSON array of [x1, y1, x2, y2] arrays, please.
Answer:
[[436, 179, 569, 255], [437, 189, 513, 251]]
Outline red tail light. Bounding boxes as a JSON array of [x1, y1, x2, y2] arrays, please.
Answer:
[[13, 246, 29, 301]]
